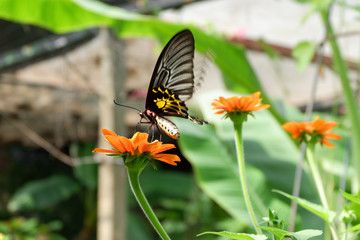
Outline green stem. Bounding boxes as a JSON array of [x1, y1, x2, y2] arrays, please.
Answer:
[[306, 144, 329, 208], [233, 120, 262, 235], [306, 143, 338, 240], [128, 169, 171, 240], [320, 10, 360, 193]]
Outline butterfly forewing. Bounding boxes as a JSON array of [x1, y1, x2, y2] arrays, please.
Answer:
[[145, 30, 195, 111], [140, 29, 207, 140]]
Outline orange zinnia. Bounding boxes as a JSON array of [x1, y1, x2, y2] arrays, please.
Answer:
[[282, 116, 342, 148], [93, 129, 181, 166], [212, 92, 270, 117]]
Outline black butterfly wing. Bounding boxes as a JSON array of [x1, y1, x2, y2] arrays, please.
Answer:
[[145, 30, 195, 116]]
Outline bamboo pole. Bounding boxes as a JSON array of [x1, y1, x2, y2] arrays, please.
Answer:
[[96, 28, 127, 240]]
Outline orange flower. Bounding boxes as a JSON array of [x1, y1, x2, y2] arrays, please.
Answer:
[[282, 116, 342, 148], [93, 129, 180, 166], [212, 92, 270, 117]]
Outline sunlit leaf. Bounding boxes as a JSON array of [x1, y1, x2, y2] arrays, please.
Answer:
[[292, 41, 317, 72], [197, 231, 267, 240], [292, 229, 323, 239], [261, 227, 290, 239], [261, 227, 322, 240], [340, 190, 360, 205], [343, 223, 360, 234], [273, 190, 336, 223]]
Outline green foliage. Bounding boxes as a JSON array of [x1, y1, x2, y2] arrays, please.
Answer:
[[7, 175, 81, 212], [73, 164, 98, 190], [137, 168, 231, 239], [141, 167, 196, 201], [262, 209, 286, 229], [197, 231, 267, 240], [292, 41, 317, 72], [341, 190, 360, 205], [273, 190, 336, 223], [344, 223, 360, 234], [0, 217, 65, 240], [261, 227, 322, 240], [70, 142, 98, 190]]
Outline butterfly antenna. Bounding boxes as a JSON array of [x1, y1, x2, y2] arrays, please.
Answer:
[[113, 100, 142, 113]]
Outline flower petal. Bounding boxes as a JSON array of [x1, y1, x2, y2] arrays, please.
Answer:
[[93, 131, 181, 167], [132, 132, 150, 153], [212, 92, 269, 115], [151, 143, 176, 155], [325, 132, 342, 140], [105, 135, 132, 152], [321, 138, 335, 148], [154, 153, 181, 166], [283, 116, 341, 148], [101, 129, 117, 136]]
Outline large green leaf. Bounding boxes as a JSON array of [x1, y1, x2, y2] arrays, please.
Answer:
[[177, 118, 268, 225], [8, 175, 81, 212], [0, 0, 287, 123], [141, 167, 196, 201]]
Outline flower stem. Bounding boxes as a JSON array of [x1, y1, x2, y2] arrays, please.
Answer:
[[233, 121, 262, 234], [320, 9, 360, 193], [306, 144, 338, 240], [128, 169, 171, 240]]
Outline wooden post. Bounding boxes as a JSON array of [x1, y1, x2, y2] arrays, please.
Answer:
[[96, 28, 127, 240]]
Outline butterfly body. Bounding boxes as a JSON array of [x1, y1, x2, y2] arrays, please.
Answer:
[[138, 29, 207, 139]]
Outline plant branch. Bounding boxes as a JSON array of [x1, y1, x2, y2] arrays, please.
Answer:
[[6, 117, 74, 166]]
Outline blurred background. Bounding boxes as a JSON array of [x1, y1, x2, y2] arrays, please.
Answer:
[[0, 0, 358, 239]]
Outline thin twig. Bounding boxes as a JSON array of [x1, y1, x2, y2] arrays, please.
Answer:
[[5, 116, 74, 166]]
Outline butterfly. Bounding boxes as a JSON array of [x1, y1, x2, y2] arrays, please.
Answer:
[[116, 29, 207, 139]]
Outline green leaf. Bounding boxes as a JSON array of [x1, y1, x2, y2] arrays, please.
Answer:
[[0, 0, 288, 124], [73, 163, 98, 190], [340, 190, 360, 205], [261, 227, 322, 240], [0, 0, 259, 91], [260, 227, 290, 239], [344, 223, 360, 234], [197, 231, 267, 240], [273, 190, 336, 223], [292, 229, 323, 240], [8, 175, 81, 212], [178, 120, 264, 224], [292, 41, 317, 72], [141, 167, 195, 201]]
